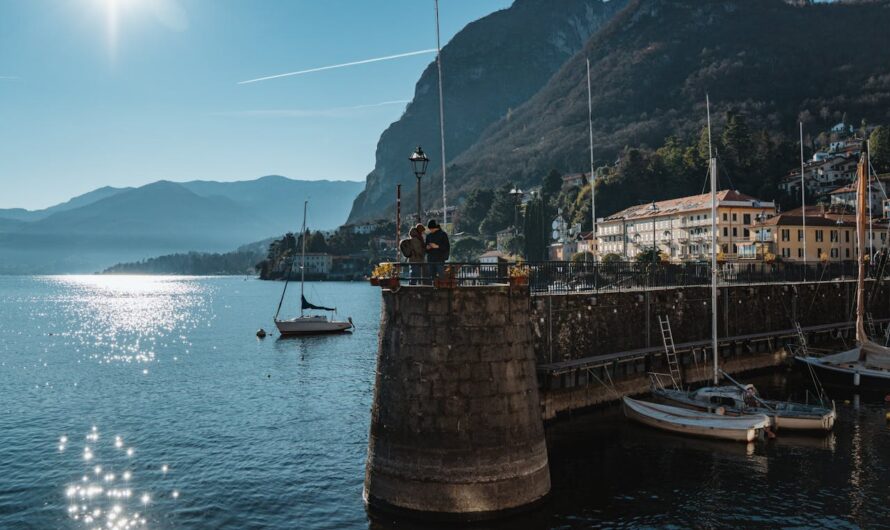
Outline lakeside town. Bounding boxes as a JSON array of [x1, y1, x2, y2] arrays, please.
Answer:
[[253, 121, 890, 281]]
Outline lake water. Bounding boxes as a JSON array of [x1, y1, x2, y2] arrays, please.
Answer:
[[0, 276, 888, 529]]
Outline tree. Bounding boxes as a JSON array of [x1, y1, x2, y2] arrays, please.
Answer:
[[542, 169, 562, 199], [601, 253, 622, 264], [870, 126, 890, 174], [522, 195, 547, 261], [308, 231, 328, 253], [479, 184, 517, 236], [451, 237, 486, 261], [504, 235, 525, 257], [459, 188, 494, 234], [571, 251, 594, 263]]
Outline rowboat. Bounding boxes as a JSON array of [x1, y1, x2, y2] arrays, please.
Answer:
[[622, 397, 771, 443]]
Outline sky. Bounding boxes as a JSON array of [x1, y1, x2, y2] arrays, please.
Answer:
[[0, 0, 513, 210]]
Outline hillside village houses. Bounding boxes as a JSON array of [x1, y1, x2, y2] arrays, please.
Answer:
[[745, 204, 888, 262], [596, 190, 777, 261]]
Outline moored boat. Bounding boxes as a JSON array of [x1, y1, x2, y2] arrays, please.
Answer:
[[653, 384, 836, 432], [622, 397, 771, 443], [273, 200, 354, 336]]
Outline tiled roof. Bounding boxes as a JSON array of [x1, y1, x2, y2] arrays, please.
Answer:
[[603, 190, 768, 221]]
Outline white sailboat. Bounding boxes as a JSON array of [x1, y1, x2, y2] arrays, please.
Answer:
[[274, 201, 353, 336], [624, 96, 783, 441], [623, 397, 771, 443], [653, 100, 835, 432], [796, 144, 890, 391]]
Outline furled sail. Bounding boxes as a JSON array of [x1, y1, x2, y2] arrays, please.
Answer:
[[855, 143, 890, 368], [301, 295, 335, 312]]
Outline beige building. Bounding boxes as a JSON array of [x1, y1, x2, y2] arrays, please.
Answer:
[[743, 205, 888, 262], [596, 190, 776, 261]]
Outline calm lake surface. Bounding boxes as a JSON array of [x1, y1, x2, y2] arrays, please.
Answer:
[[0, 276, 888, 529]]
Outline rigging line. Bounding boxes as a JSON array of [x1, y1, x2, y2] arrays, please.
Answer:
[[713, 150, 737, 191]]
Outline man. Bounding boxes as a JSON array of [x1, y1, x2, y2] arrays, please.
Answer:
[[424, 219, 450, 282]]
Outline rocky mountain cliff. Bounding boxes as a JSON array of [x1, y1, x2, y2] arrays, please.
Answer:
[[346, 0, 627, 223], [426, 0, 890, 213]]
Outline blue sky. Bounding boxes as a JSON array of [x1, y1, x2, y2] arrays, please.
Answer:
[[0, 0, 512, 210]]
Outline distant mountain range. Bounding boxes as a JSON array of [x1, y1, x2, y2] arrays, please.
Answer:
[[0, 176, 363, 273], [348, 0, 890, 223]]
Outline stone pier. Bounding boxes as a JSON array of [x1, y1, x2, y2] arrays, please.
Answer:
[[363, 285, 550, 520]]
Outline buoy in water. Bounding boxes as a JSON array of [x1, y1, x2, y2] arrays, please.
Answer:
[[256, 328, 267, 338]]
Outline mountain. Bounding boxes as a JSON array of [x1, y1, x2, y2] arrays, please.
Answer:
[[0, 186, 129, 222], [419, 0, 890, 215], [0, 177, 363, 273], [346, 0, 627, 223]]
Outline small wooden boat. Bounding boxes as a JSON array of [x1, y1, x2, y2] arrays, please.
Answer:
[[653, 384, 836, 432], [622, 397, 771, 443]]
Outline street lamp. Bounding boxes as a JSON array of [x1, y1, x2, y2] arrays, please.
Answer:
[[409, 146, 429, 223], [510, 187, 524, 231]]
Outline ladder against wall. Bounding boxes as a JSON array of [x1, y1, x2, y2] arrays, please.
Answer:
[[658, 315, 682, 389]]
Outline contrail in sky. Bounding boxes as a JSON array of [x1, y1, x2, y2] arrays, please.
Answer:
[[238, 49, 437, 85]]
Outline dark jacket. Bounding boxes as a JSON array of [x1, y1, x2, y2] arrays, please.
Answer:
[[407, 227, 426, 263], [425, 229, 450, 262]]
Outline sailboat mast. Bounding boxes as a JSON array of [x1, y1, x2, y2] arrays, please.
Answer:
[[300, 200, 307, 317], [800, 123, 807, 272], [587, 58, 596, 260], [434, 0, 448, 229], [707, 95, 719, 385]]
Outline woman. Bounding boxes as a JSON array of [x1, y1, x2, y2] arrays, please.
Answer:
[[407, 224, 426, 285]]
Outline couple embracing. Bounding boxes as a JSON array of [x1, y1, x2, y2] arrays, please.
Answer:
[[403, 219, 450, 284]]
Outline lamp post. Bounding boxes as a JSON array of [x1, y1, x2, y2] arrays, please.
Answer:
[[409, 146, 429, 224]]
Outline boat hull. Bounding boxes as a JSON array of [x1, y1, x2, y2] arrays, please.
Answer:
[[623, 397, 769, 443], [795, 355, 890, 393], [653, 388, 835, 432], [275, 318, 353, 336]]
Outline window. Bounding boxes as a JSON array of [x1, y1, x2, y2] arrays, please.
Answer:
[[815, 230, 824, 242], [722, 244, 729, 253], [743, 228, 750, 238], [798, 229, 804, 241], [732, 227, 738, 237], [782, 248, 791, 258], [846, 248, 850, 258], [845, 231, 850, 243], [732, 244, 738, 254], [732, 213, 738, 222], [743, 214, 751, 225], [723, 227, 729, 237], [830, 230, 838, 242], [798, 248, 803, 258], [817, 248, 822, 258], [723, 213, 728, 221], [781, 229, 790, 242]]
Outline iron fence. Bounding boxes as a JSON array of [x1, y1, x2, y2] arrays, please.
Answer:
[[379, 259, 885, 293]]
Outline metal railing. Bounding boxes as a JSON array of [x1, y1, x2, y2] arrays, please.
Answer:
[[378, 260, 883, 293]]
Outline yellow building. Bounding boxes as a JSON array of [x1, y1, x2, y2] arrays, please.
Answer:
[[596, 190, 776, 261], [743, 205, 888, 262]]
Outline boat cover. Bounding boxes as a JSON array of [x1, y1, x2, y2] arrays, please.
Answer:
[[301, 295, 335, 312]]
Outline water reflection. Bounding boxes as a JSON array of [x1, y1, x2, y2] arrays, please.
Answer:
[[41, 275, 209, 367], [60, 425, 179, 529]]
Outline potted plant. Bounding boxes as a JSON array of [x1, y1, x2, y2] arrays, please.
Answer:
[[508, 262, 529, 287], [370, 263, 399, 288]]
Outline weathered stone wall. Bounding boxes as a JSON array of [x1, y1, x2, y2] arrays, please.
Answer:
[[364, 285, 550, 519], [532, 280, 890, 364]]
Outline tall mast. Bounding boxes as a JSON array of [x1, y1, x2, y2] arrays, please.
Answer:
[[707, 94, 719, 385], [800, 123, 807, 273], [434, 0, 448, 229], [868, 138, 874, 255], [300, 200, 307, 316], [587, 57, 596, 260]]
